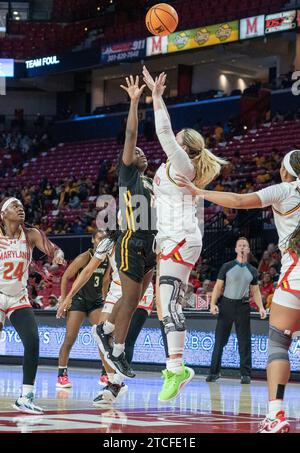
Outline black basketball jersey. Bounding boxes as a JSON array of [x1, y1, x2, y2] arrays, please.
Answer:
[[118, 162, 156, 235], [77, 249, 109, 303]]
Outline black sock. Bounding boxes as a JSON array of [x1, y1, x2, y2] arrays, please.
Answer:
[[58, 367, 68, 377]]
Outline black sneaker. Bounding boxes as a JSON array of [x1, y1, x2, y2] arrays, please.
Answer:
[[241, 376, 251, 384], [108, 352, 136, 378], [206, 374, 220, 382], [92, 323, 112, 356], [93, 382, 121, 407]]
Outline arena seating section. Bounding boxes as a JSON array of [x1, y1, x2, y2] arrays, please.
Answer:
[[100, 0, 288, 46], [0, 0, 288, 58], [0, 119, 299, 230], [0, 19, 103, 59]]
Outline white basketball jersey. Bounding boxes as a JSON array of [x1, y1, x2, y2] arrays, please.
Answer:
[[256, 181, 300, 252], [153, 161, 202, 246], [0, 229, 31, 297]]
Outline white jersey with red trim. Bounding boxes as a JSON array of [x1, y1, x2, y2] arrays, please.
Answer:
[[256, 181, 300, 253], [153, 162, 202, 247], [257, 181, 300, 299], [0, 229, 31, 297]]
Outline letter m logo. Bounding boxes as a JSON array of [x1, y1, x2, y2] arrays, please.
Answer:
[[247, 17, 258, 34], [152, 36, 162, 53]]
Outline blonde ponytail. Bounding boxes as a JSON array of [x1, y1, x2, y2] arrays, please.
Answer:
[[192, 148, 227, 188], [181, 128, 227, 189]]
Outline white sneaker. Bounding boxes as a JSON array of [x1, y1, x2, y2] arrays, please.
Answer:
[[93, 383, 127, 407], [118, 383, 128, 398], [258, 411, 290, 433], [13, 392, 44, 415]]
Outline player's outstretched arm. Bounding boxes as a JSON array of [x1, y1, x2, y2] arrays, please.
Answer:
[[60, 251, 90, 301], [28, 228, 65, 264], [175, 174, 263, 209], [121, 75, 145, 166]]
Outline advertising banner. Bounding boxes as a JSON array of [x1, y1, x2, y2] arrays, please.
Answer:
[[101, 39, 146, 64], [265, 10, 296, 34], [240, 15, 265, 39], [2, 322, 300, 371], [167, 20, 239, 54], [146, 35, 168, 56]]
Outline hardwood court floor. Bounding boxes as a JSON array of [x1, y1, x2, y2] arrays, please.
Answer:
[[0, 365, 299, 433]]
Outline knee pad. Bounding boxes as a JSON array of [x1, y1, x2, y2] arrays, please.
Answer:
[[268, 325, 292, 365], [160, 276, 186, 333]]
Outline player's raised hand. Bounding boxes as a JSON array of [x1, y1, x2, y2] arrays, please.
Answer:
[[153, 72, 167, 97], [143, 67, 167, 97], [142, 65, 156, 92], [120, 75, 146, 101]]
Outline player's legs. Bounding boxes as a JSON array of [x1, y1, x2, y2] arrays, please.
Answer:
[[92, 305, 129, 407], [158, 259, 195, 401], [268, 303, 300, 397], [158, 241, 201, 402], [258, 296, 300, 433], [57, 310, 85, 387], [155, 260, 169, 359], [125, 308, 148, 364], [9, 307, 43, 414], [89, 308, 115, 379]]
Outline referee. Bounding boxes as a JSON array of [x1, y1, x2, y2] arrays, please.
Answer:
[[206, 237, 267, 384]]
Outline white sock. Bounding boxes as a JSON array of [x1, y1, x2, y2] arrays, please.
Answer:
[[268, 399, 284, 418], [22, 385, 34, 397], [166, 358, 183, 374], [167, 330, 186, 356], [107, 373, 114, 382], [112, 373, 124, 386], [112, 343, 125, 357], [103, 321, 115, 335]]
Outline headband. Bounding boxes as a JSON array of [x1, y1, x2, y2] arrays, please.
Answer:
[[1, 197, 20, 213], [283, 150, 299, 179]]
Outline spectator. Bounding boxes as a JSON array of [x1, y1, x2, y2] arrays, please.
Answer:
[[258, 251, 272, 274], [259, 272, 274, 307], [269, 265, 280, 284], [189, 269, 201, 291], [214, 122, 224, 143], [198, 279, 212, 296], [46, 295, 59, 311]]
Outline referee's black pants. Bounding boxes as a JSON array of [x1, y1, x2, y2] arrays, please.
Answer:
[[209, 297, 251, 377]]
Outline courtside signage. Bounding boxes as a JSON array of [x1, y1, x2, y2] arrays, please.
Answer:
[[265, 10, 297, 34], [240, 15, 265, 39], [25, 55, 60, 69]]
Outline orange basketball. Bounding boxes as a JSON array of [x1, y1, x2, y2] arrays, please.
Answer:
[[146, 3, 178, 37]]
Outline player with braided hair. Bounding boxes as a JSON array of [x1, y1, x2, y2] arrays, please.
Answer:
[[177, 149, 300, 433], [0, 197, 64, 414]]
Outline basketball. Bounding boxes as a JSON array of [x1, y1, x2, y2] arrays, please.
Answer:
[[146, 3, 179, 37]]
